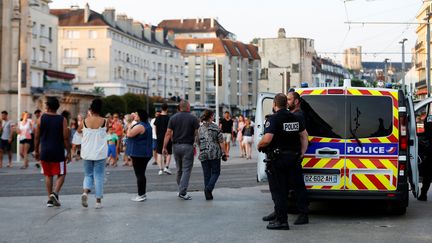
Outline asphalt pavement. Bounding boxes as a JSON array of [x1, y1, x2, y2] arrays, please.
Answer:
[[1, 145, 432, 242]]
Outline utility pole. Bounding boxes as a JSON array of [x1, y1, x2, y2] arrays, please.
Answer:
[[16, 60, 22, 164], [384, 58, 389, 83], [399, 38, 407, 94], [425, 12, 432, 97], [215, 59, 219, 126]]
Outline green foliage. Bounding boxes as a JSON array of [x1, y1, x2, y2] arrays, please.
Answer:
[[338, 79, 366, 87], [92, 87, 105, 95], [123, 93, 145, 113], [101, 95, 127, 116]]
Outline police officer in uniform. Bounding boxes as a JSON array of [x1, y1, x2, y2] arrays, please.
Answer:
[[419, 115, 432, 201], [258, 93, 309, 230]]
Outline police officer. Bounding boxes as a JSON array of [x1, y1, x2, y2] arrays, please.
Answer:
[[419, 115, 432, 201], [258, 93, 309, 230]]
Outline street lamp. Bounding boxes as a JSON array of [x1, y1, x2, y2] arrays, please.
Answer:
[[399, 38, 407, 94], [384, 58, 390, 83], [164, 50, 173, 100]]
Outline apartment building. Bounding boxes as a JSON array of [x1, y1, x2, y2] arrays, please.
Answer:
[[312, 57, 348, 87], [414, 3, 430, 97], [158, 18, 260, 116], [51, 4, 184, 98]]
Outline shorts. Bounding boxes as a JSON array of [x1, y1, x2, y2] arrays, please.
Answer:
[[41, 161, 67, 176], [0, 139, 12, 152], [152, 139, 157, 150], [107, 144, 117, 158], [72, 132, 82, 145], [19, 139, 31, 145], [156, 139, 172, 154], [242, 136, 253, 144], [223, 133, 232, 143]]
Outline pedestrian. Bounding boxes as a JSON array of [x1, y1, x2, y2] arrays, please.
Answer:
[[112, 113, 123, 163], [197, 109, 228, 200], [0, 111, 14, 168], [257, 93, 309, 230], [155, 103, 172, 175], [106, 126, 119, 167], [17, 111, 32, 169], [163, 100, 199, 200], [34, 97, 71, 207], [127, 109, 153, 202], [122, 114, 133, 166], [419, 114, 432, 201], [232, 116, 238, 147], [219, 111, 233, 157], [237, 115, 246, 157], [79, 99, 108, 209], [241, 119, 254, 160], [150, 112, 160, 165], [72, 114, 83, 161]]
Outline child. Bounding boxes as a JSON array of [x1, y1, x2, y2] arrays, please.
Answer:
[[106, 126, 119, 167]]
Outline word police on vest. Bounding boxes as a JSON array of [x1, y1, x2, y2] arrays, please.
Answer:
[[283, 122, 299, 132]]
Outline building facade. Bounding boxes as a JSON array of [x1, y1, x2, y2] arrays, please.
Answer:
[[414, 3, 430, 97], [257, 28, 315, 93], [343, 46, 362, 71], [158, 18, 260, 116], [52, 4, 184, 98], [312, 57, 347, 87]]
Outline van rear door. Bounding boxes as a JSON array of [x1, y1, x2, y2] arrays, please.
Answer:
[[255, 92, 276, 182]]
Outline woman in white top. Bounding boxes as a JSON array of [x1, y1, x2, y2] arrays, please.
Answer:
[[17, 112, 32, 169], [78, 99, 108, 209]]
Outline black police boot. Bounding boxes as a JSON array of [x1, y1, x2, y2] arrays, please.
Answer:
[[262, 211, 276, 221], [294, 214, 309, 225], [418, 189, 428, 201], [204, 189, 213, 200], [266, 220, 289, 230]]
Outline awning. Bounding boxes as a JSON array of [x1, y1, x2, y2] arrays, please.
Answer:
[[44, 70, 75, 80]]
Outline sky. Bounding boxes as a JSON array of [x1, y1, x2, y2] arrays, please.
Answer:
[[50, 0, 425, 63]]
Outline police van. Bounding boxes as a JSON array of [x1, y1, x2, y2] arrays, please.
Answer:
[[255, 81, 430, 214]]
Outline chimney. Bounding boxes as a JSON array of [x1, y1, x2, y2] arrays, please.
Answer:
[[126, 18, 133, 33], [116, 14, 127, 32], [102, 8, 115, 26], [132, 21, 143, 38], [155, 27, 164, 44], [167, 30, 175, 47], [278, 28, 286, 38], [210, 18, 214, 28], [84, 3, 90, 23], [144, 24, 152, 41], [196, 18, 199, 24]]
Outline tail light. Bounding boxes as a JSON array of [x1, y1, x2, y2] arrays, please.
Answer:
[[399, 115, 407, 151]]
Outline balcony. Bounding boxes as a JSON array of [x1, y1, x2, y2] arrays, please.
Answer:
[[63, 57, 80, 66]]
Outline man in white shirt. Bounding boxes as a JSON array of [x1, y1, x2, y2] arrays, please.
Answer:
[[0, 111, 14, 168], [150, 111, 160, 164]]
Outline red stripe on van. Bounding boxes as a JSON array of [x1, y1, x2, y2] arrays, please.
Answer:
[[359, 90, 372, 95], [387, 134, 398, 143], [303, 158, 320, 168], [352, 175, 368, 190], [365, 174, 387, 190]]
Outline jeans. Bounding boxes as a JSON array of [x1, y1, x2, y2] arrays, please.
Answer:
[[201, 159, 221, 192], [173, 144, 194, 195], [83, 159, 105, 199], [131, 156, 151, 196]]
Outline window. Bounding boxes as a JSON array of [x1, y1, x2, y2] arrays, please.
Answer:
[[32, 22, 37, 37], [301, 95, 393, 139], [48, 51, 52, 64], [39, 49, 45, 62], [87, 67, 96, 78], [48, 27, 52, 41], [65, 68, 78, 82], [64, 30, 80, 39], [64, 48, 78, 57], [32, 48, 36, 62], [195, 81, 201, 91], [40, 24, 45, 37], [87, 48, 95, 59], [195, 94, 201, 101], [88, 30, 97, 39]]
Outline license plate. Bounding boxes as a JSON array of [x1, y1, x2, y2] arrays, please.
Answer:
[[304, 174, 338, 184]]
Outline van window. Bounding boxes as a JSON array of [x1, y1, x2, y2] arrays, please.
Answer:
[[348, 96, 393, 139], [301, 95, 346, 138], [301, 95, 393, 139]]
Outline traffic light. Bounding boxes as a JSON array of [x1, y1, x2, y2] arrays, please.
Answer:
[[213, 64, 222, 86]]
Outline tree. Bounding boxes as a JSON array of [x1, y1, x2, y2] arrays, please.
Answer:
[[123, 93, 145, 113], [92, 87, 105, 95], [101, 95, 126, 116]]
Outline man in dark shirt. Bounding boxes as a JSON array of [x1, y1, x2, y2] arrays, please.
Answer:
[[219, 111, 233, 157], [155, 103, 172, 175], [258, 93, 309, 230], [35, 97, 71, 207], [287, 91, 305, 125], [163, 100, 199, 200]]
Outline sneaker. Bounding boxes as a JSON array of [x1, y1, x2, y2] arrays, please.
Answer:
[[131, 194, 146, 202], [81, 193, 88, 208], [50, 192, 61, 207], [158, 170, 163, 175], [46, 200, 54, 207], [163, 167, 172, 175], [178, 193, 192, 200], [95, 202, 103, 209]]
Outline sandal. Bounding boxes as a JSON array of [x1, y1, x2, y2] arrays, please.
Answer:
[[6, 164, 12, 168], [20, 166, 28, 169]]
